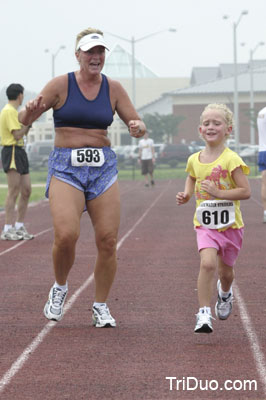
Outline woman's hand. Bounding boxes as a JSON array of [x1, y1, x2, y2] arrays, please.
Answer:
[[25, 95, 46, 114], [128, 120, 145, 138], [19, 95, 46, 125]]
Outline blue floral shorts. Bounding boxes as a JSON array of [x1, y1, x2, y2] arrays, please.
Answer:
[[45, 146, 118, 201]]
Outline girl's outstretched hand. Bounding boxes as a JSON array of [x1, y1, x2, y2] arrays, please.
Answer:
[[176, 192, 190, 205]]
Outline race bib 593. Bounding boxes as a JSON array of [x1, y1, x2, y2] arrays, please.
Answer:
[[196, 200, 235, 229], [71, 148, 104, 167]]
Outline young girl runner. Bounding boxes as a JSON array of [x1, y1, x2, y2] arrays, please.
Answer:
[[176, 103, 250, 333]]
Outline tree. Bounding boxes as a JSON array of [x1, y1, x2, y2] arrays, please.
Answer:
[[142, 112, 185, 143]]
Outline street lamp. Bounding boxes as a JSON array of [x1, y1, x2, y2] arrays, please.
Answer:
[[249, 41, 264, 145], [223, 10, 248, 154], [45, 45, 66, 78], [104, 28, 177, 107]]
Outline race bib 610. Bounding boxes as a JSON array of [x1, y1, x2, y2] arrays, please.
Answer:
[[71, 148, 105, 167], [196, 200, 235, 229]]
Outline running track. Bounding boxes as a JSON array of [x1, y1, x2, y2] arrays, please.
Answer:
[[0, 178, 265, 400]]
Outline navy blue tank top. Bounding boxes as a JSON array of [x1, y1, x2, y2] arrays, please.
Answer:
[[53, 72, 113, 129]]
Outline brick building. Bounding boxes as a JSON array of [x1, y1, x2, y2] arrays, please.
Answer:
[[138, 63, 266, 145]]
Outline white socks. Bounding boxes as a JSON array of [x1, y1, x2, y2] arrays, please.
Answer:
[[4, 222, 24, 232], [4, 224, 12, 232], [15, 222, 24, 230], [219, 286, 232, 299], [199, 306, 211, 314], [93, 302, 106, 308], [54, 282, 68, 292]]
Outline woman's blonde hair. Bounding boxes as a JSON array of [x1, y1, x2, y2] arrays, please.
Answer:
[[200, 103, 234, 131], [75, 27, 104, 51]]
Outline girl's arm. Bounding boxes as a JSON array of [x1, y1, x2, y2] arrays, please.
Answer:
[[201, 167, 251, 200], [176, 175, 196, 205]]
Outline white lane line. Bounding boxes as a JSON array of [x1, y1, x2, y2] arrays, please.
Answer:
[[250, 195, 263, 207], [234, 283, 266, 394], [117, 182, 169, 249], [0, 181, 170, 394], [0, 182, 142, 256], [0, 181, 142, 216]]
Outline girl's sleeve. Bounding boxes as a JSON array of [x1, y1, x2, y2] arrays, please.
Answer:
[[228, 153, 250, 176], [185, 153, 196, 178]]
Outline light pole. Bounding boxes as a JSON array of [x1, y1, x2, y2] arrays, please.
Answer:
[[45, 45, 66, 78], [223, 11, 248, 154], [104, 28, 177, 107], [250, 41, 264, 145]]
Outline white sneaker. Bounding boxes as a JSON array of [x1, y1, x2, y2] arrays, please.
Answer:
[[194, 307, 214, 333], [215, 280, 233, 320], [43, 286, 68, 321], [1, 228, 23, 241], [16, 226, 34, 240], [92, 304, 116, 328]]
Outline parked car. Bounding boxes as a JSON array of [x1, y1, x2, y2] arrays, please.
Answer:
[[189, 140, 205, 153], [157, 143, 192, 167], [112, 146, 126, 164], [26, 140, 54, 169], [239, 145, 259, 164], [125, 145, 139, 166], [125, 143, 165, 166], [228, 142, 249, 154], [154, 143, 165, 160]]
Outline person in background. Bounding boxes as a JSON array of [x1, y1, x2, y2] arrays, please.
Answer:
[[257, 106, 266, 223], [0, 83, 34, 241], [19, 27, 146, 328], [176, 104, 250, 334], [138, 131, 155, 187]]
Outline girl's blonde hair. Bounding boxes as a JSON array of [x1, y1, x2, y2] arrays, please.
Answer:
[[200, 103, 234, 131], [75, 27, 104, 51]]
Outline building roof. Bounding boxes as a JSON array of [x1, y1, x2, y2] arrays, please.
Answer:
[[102, 44, 157, 79], [138, 63, 266, 115], [167, 65, 266, 96], [190, 67, 219, 86], [217, 63, 247, 79], [190, 61, 266, 86]]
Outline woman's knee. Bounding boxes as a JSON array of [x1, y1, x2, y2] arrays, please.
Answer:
[[96, 231, 117, 255], [54, 227, 79, 249]]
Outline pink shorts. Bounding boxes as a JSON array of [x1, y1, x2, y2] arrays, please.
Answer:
[[195, 226, 244, 267]]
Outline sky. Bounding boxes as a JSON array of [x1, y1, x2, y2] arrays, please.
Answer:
[[1, 0, 265, 94]]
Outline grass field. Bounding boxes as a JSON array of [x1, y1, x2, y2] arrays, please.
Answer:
[[0, 162, 260, 209]]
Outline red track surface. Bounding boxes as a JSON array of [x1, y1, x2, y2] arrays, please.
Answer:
[[0, 178, 266, 399]]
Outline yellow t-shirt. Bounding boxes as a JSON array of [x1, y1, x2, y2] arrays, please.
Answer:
[[186, 147, 250, 231], [0, 103, 24, 146]]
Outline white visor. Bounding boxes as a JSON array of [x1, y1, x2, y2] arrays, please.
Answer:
[[76, 33, 109, 52]]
